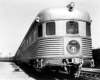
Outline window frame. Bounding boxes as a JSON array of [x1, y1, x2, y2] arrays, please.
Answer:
[[46, 22, 56, 36], [86, 22, 91, 37], [66, 21, 79, 34], [29, 35, 31, 45], [38, 23, 42, 37]]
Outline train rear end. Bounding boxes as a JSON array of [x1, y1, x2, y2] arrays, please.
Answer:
[[34, 3, 92, 77], [14, 2, 93, 78]]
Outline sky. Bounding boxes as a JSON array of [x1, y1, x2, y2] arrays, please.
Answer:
[[0, 0, 100, 57]]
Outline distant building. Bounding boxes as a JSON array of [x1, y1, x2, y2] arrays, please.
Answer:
[[92, 48, 100, 67]]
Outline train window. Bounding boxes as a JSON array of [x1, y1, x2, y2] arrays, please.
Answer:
[[31, 29, 37, 43], [27, 39, 28, 47], [25, 41, 27, 48], [23, 42, 25, 50], [31, 32, 34, 43], [33, 29, 37, 41], [29, 36, 31, 45], [66, 21, 78, 34], [38, 24, 42, 37], [86, 22, 91, 36], [46, 22, 55, 35]]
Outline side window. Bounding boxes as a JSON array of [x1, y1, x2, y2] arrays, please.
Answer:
[[25, 41, 27, 48], [46, 22, 55, 35], [23, 42, 26, 50], [66, 21, 78, 34], [32, 32, 34, 43], [33, 29, 37, 41], [86, 22, 91, 36], [38, 24, 42, 37], [29, 36, 31, 45], [27, 39, 28, 47], [22, 44, 24, 51], [31, 29, 37, 43]]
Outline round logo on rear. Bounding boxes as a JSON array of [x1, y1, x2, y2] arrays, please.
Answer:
[[70, 46, 76, 52], [67, 40, 80, 54]]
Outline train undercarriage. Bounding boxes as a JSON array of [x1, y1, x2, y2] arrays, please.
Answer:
[[28, 58, 84, 78]]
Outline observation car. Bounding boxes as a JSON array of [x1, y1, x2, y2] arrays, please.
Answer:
[[14, 2, 92, 77]]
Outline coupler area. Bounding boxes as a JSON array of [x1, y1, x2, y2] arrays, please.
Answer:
[[62, 58, 84, 78]]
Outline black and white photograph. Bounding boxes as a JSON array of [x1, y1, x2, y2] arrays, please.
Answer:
[[0, 0, 100, 80]]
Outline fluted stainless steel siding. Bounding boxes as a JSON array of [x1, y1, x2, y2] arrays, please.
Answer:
[[82, 37, 92, 58], [29, 37, 64, 57]]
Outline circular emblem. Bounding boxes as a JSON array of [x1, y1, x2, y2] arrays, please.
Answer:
[[70, 46, 76, 52], [67, 40, 80, 54]]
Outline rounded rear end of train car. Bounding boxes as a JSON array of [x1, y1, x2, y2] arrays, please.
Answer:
[[14, 2, 93, 78]]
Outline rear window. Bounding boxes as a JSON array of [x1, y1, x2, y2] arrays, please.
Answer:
[[86, 22, 91, 36], [46, 22, 55, 35], [66, 21, 78, 34], [38, 24, 42, 37]]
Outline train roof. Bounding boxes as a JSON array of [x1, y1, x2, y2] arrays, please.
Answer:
[[15, 3, 92, 55], [37, 7, 91, 22], [25, 5, 91, 41]]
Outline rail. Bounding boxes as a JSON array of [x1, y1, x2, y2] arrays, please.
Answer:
[[81, 68, 100, 79]]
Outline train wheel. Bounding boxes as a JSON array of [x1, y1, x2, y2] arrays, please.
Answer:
[[35, 68, 42, 72], [44, 66, 51, 73], [33, 63, 44, 73]]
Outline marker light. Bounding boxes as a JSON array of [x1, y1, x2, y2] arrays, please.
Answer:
[[67, 2, 75, 11], [36, 17, 40, 22]]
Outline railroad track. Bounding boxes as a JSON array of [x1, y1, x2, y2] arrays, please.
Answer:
[[80, 69, 100, 80]]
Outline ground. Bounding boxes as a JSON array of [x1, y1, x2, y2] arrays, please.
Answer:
[[0, 62, 34, 80], [0, 62, 99, 80]]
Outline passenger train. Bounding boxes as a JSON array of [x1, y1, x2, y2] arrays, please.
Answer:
[[14, 2, 93, 77]]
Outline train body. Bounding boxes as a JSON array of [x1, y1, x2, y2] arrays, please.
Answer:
[[14, 3, 92, 77]]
